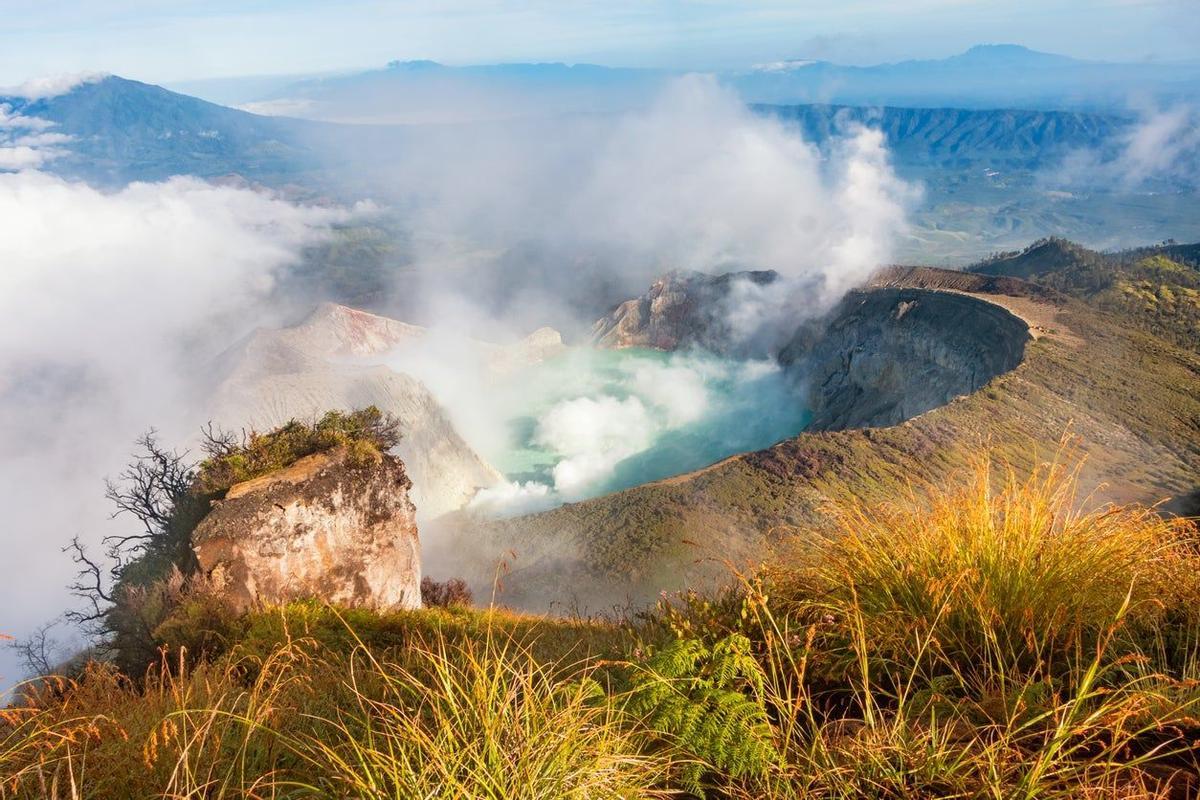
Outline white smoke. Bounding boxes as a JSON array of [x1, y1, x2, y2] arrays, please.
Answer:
[[535, 395, 657, 497], [445, 348, 804, 516], [345, 74, 918, 327], [0, 171, 353, 688], [560, 76, 916, 297], [1050, 105, 1200, 191], [1111, 106, 1200, 188], [381, 76, 916, 510]]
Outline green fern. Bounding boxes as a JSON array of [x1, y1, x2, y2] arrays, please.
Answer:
[[622, 633, 779, 796]]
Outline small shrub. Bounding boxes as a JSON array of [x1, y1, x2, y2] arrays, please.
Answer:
[[420, 577, 474, 608], [150, 573, 241, 661], [104, 568, 240, 675]]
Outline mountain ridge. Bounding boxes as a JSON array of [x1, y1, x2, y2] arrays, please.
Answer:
[[1, 74, 1140, 184]]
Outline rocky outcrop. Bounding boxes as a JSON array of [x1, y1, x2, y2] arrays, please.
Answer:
[[784, 288, 1031, 430], [591, 270, 780, 355], [192, 446, 421, 612]]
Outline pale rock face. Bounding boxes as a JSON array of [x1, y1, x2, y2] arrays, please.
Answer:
[[192, 447, 421, 612], [206, 303, 566, 520]]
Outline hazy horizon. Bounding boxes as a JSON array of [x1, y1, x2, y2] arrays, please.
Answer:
[[1, 0, 1197, 86]]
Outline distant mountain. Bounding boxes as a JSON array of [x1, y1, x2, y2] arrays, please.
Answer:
[[241, 47, 1200, 124], [734, 45, 1200, 111], [248, 60, 673, 123], [5, 74, 1196, 262], [8, 74, 1139, 188], [0, 75, 327, 186]]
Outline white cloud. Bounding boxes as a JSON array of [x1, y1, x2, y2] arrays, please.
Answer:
[[0, 103, 69, 170], [0, 104, 55, 130], [2, 72, 107, 101], [0, 144, 47, 169], [10, 131, 72, 147], [236, 98, 317, 117], [1049, 105, 1200, 191], [0, 171, 351, 688]]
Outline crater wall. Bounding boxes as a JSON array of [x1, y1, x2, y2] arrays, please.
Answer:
[[785, 288, 1031, 431]]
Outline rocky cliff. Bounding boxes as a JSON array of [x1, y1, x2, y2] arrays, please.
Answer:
[[783, 287, 1031, 430], [192, 446, 421, 612], [590, 270, 780, 355]]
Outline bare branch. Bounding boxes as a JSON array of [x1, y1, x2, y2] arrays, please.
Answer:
[[63, 535, 113, 629], [199, 421, 241, 460], [103, 430, 195, 550], [7, 617, 63, 677]]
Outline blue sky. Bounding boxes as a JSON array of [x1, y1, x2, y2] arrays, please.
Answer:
[[0, 0, 1196, 85]]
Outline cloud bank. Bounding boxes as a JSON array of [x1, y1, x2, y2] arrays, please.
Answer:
[[0, 171, 350, 687], [1, 72, 107, 101]]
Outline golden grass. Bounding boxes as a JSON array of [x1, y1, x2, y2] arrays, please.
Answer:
[[776, 454, 1200, 683], [288, 635, 666, 799], [3, 452, 1199, 798], [743, 451, 1200, 798]]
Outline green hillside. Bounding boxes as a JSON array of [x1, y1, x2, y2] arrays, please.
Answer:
[[971, 238, 1200, 349]]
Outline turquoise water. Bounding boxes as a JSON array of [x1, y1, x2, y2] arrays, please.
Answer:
[[484, 348, 809, 504]]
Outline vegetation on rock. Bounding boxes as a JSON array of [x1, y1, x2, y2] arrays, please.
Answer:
[[195, 406, 401, 495], [58, 407, 401, 676], [972, 237, 1200, 349]]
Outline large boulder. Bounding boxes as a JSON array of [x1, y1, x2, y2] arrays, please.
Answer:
[[192, 446, 421, 612]]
